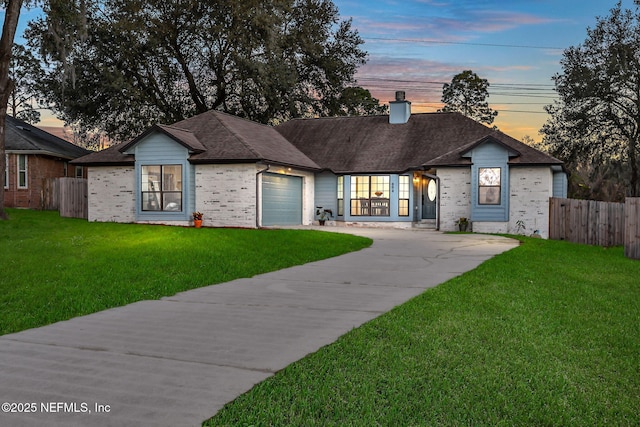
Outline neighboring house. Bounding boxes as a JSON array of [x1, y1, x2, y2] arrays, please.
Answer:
[[73, 93, 567, 238], [4, 116, 92, 209]]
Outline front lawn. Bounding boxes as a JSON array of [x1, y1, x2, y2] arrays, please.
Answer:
[[205, 237, 640, 426], [0, 209, 372, 335]]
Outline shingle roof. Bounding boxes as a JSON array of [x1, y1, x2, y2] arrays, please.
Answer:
[[71, 141, 134, 166], [74, 110, 321, 170], [6, 116, 91, 159], [119, 124, 207, 154], [173, 111, 321, 169], [73, 110, 563, 172], [275, 112, 564, 173]]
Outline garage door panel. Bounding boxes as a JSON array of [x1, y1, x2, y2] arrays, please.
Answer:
[[262, 174, 302, 226]]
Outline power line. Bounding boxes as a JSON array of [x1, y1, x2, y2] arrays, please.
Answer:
[[490, 93, 557, 99], [495, 109, 549, 114], [414, 102, 551, 111], [357, 76, 556, 89], [490, 102, 551, 105], [355, 76, 558, 102], [365, 37, 565, 51]]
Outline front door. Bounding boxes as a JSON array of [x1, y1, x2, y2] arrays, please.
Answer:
[[421, 176, 437, 219]]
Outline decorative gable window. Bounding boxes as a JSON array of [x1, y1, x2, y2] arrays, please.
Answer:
[[141, 165, 182, 211], [478, 167, 501, 205], [350, 175, 390, 216]]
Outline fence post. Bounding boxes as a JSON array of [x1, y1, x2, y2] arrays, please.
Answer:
[[625, 198, 640, 260]]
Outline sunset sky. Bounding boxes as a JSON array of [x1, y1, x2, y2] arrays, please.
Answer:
[[7, 0, 639, 142], [336, 0, 638, 141]]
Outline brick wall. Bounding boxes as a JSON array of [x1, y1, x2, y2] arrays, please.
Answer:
[[437, 166, 552, 237], [4, 154, 78, 209], [88, 166, 136, 222], [195, 164, 316, 227], [508, 166, 552, 238], [467, 167, 552, 238], [196, 164, 257, 228], [438, 167, 472, 232]]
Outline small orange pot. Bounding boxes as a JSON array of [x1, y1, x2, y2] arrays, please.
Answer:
[[194, 219, 203, 228]]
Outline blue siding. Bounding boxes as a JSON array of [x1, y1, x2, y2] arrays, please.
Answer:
[[342, 174, 413, 222], [553, 172, 568, 198], [315, 172, 338, 217], [469, 142, 510, 222], [131, 133, 193, 221]]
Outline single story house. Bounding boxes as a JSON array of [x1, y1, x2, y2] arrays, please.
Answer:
[[73, 93, 567, 238], [4, 115, 92, 209]]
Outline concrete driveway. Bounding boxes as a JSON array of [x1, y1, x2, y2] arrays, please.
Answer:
[[0, 228, 517, 427]]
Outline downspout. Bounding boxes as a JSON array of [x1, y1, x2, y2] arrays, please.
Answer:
[[256, 164, 270, 228]]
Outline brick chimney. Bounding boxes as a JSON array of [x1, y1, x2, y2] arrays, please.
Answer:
[[389, 91, 411, 124]]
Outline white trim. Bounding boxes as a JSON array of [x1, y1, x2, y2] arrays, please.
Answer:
[[17, 154, 28, 189], [6, 149, 76, 159], [3, 154, 7, 189]]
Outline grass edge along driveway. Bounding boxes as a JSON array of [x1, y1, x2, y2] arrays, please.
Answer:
[[205, 236, 640, 426], [0, 209, 372, 336]]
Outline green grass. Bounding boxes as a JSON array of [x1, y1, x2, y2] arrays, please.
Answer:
[[0, 209, 372, 335], [205, 237, 640, 426]]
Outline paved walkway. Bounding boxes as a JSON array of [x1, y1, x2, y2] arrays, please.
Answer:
[[0, 228, 517, 427]]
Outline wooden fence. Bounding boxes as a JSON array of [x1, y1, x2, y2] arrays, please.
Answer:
[[549, 197, 640, 260], [625, 198, 640, 260], [549, 198, 625, 246], [43, 177, 88, 219], [41, 177, 60, 210]]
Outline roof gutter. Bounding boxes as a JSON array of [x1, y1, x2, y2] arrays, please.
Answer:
[[255, 163, 270, 228], [6, 149, 80, 160]]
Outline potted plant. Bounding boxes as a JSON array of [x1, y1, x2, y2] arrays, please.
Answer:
[[455, 217, 469, 232], [316, 207, 333, 226], [193, 211, 203, 228]]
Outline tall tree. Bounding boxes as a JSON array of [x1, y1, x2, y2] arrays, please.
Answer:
[[0, 0, 25, 220], [327, 86, 387, 117], [541, 2, 640, 197], [9, 44, 45, 123], [439, 69, 498, 125], [27, 0, 367, 142]]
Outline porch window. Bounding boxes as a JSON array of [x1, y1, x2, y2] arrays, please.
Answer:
[[398, 175, 410, 216], [18, 155, 27, 188], [350, 175, 390, 216], [337, 176, 344, 216], [478, 167, 501, 205], [141, 165, 183, 211]]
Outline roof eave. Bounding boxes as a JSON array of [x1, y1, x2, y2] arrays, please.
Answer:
[[460, 135, 522, 158], [119, 125, 205, 154], [70, 160, 135, 166], [189, 157, 322, 172], [6, 149, 79, 160]]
